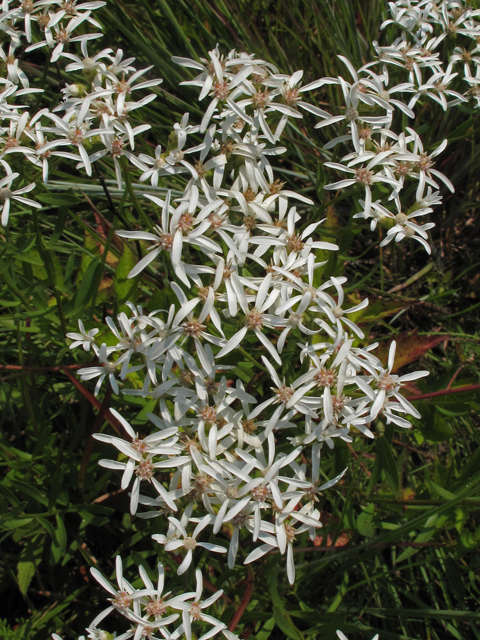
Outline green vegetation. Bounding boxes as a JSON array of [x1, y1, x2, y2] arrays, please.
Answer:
[[1, 1, 480, 639]]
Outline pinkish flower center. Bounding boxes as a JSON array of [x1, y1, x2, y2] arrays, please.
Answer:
[[313, 368, 336, 388], [136, 457, 154, 481]]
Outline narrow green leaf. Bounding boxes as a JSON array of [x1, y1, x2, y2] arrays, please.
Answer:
[[377, 436, 399, 497], [273, 608, 304, 640]]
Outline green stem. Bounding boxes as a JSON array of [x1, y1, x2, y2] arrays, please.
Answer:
[[16, 318, 38, 434], [238, 347, 268, 373], [32, 208, 67, 336], [120, 156, 153, 230]]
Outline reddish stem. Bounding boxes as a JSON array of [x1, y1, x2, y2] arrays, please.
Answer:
[[347, 442, 371, 477], [406, 383, 480, 401], [0, 363, 92, 371], [228, 566, 254, 632], [62, 370, 124, 436], [293, 541, 449, 553], [446, 365, 463, 390]]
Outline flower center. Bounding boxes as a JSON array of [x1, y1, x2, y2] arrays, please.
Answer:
[[232, 510, 250, 528], [178, 212, 194, 233], [283, 86, 300, 106], [355, 167, 374, 185], [115, 79, 130, 94], [208, 212, 226, 229], [252, 91, 270, 108], [245, 308, 264, 330], [242, 418, 257, 433], [183, 318, 206, 338], [377, 373, 396, 391], [252, 485, 269, 502], [345, 107, 359, 122], [169, 148, 184, 163], [225, 485, 238, 499], [199, 405, 217, 424], [0, 188, 12, 202], [275, 385, 294, 404], [131, 437, 148, 454], [156, 232, 174, 250], [111, 138, 124, 157], [331, 395, 345, 412], [205, 377, 219, 395], [136, 457, 154, 481], [184, 536, 197, 551], [286, 234, 305, 252], [55, 29, 70, 44], [243, 214, 256, 230], [154, 156, 167, 170], [113, 590, 131, 609], [313, 368, 336, 388], [21, 0, 34, 12], [288, 312, 303, 327], [285, 523, 296, 542], [213, 81, 229, 99], [180, 370, 195, 386], [417, 153, 433, 172], [68, 127, 85, 145], [146, 598, 166, 617]]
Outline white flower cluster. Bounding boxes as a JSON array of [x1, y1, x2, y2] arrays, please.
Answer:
[[312, 0, 480, 252], [0, 0, 162, 226], [53, 558, 235, 640], [0, 0, 111, 225], [63, 29, 430, 639]]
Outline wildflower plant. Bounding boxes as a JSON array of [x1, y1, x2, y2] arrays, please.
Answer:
[[1, 0, 480, 639]]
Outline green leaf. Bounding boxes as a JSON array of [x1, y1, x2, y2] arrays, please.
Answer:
[[55, 514, 67, 555], [69, 257, 102, 317], [273, 608, 304, 640], [17, 560, 35, 595], [428, 480, 456, 501], [255, 617, 276, 640], [396, 514, 438, 562], [37, 193, 81, 206], [357, 503, 375, 537], [420, 408, 454, 442], [114, 244, 139, 305], [14, 251, 45, 266], [376, 436, 399, 497]]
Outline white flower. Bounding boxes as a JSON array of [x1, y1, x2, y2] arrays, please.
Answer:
[[216, 272, 283, 365], [38, 111, 113, 176], [163, 513, 227, 575], [116, 190, 221, 284], [366, 341, 429, 425], [25, 12, 103, 63], [0, 168, 41, 227], [171, 569, 226, 640], [66, 319, 99, 351]]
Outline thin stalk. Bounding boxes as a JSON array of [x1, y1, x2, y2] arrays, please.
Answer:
[[120, 157, 154, 230]]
